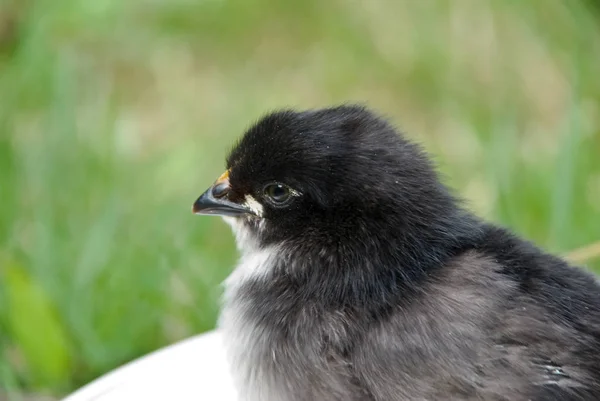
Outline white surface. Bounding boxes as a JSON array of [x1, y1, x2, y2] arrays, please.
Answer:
[[62, 330, 238, 401]]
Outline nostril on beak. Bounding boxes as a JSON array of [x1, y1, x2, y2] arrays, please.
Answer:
[[212, 181, 230, 199]]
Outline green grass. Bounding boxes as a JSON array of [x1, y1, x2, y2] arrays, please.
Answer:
[[1, 0, 599, 397]]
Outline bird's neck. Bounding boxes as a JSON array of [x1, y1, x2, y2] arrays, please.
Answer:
[[229, 208, 484, 313]]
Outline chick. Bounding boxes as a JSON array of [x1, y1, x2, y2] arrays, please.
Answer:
[[193, 105, 600, 401]]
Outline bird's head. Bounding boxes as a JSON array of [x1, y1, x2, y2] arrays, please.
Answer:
[[193, 105, 477, 263]]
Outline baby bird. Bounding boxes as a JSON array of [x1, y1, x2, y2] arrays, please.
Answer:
[[192, 105, 600, 401]]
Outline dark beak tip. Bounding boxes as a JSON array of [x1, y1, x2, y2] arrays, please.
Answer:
[[191, 190, 211, 215], [191, 202, 218, 215]]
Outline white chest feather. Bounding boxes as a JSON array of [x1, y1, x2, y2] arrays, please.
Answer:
[[218, 218, 283, 400]]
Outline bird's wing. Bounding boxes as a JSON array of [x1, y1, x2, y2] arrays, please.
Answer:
[[62, 330, 238, 401]]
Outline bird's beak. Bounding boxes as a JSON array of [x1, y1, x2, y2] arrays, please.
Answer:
[[192, 170, 253, 217]]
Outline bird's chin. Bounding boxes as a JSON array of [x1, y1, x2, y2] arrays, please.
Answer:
[[222, 215, 263, 253], [221, 215, 240, 227]]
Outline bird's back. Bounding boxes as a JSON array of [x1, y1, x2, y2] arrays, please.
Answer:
[[350, 224, 600, 401]]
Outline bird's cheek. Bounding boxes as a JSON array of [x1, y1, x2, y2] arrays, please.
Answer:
[[242, 195, 265, 217]]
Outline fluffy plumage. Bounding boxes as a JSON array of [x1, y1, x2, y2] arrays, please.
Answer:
[[193, 105, 600, 401]]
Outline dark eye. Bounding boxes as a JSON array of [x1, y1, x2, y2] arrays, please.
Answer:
[[264, 183, 291, 204]]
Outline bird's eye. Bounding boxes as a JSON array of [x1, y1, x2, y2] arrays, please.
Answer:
[[264, 183, 292, 205]]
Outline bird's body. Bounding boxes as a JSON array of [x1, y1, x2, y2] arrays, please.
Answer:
[[193, 106, 600, 401]]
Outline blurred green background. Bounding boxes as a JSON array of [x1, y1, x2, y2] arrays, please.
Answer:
[[1, 0, 599, 399]]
